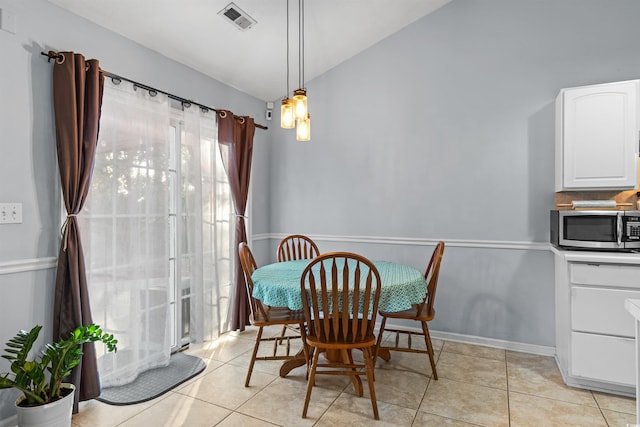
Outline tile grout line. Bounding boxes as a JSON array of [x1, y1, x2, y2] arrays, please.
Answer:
[[590, 391, 612, 427], [188, 338, 288, 426]]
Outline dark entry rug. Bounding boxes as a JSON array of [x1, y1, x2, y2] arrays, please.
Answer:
[[97, 352, 206, 405]]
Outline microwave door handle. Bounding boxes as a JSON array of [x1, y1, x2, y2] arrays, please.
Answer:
[[617, 213, 623, 246]]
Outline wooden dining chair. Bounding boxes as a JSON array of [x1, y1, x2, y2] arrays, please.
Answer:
[[274, 235, 320, 342], [375, 241, 445, 379], [300, 252, 382, 420], [238, 242, 308, 387], [276, 234, 320, 262]]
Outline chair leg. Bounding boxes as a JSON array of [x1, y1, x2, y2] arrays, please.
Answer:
[[363, 347, 380, 420], [305, 347, 315, 381], [344, 349, 363, 396], [302, 348, 320, 418], [245, 326, 264, 387], [299, 322, 310, 380], [374, 316, 388, 363], [421, 321, 438, 380]]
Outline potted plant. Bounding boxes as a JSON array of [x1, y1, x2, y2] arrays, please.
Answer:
[[0, 324, 117, 427]]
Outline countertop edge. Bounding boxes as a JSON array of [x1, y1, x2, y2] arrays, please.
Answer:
[[551, 247, 640, 264]]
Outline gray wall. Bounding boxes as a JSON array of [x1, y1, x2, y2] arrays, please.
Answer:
[[0, 0, 268, 421], [267, 0, 640, 346]]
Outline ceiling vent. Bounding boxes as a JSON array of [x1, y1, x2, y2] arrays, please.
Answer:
[[218, 2, 256, 31]]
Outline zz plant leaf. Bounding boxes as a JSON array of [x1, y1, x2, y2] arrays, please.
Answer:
[[0, 324, 117, 406]]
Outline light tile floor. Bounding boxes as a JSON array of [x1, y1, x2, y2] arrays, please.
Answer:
[[72, 326, 637, 426]]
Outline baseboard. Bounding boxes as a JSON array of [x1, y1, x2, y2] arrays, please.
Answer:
[[430, 330, 556, 356], [381, 320, 556, 357], [0, 415, 16, 427]]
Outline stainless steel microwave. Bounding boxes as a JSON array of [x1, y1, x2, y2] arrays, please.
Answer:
[[550, 210, 640, 251]]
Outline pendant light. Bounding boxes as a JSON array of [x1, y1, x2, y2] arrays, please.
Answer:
[[294, 0, 310, 140], [280, 0, 310, 140], [296, 113, 311, 141], [280, 0, 295, 129], [281, 99, 294, 128], [293, 89, 307, 120]]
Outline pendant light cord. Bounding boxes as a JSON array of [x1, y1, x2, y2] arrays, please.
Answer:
[[302, 0, 305, 87], [286, 0, 290, 96], [298, 0, 304, 89]]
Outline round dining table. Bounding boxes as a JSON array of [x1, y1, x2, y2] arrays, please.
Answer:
[[251, 258, 427, 377], [251, 259, 427, 312]]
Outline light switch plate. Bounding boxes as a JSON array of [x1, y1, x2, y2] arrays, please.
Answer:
[[0, 203, 22, 224], [0, 9, 16, 34]]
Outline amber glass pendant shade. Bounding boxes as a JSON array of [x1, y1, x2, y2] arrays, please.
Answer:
[[293, 88, 307, 120], [296, 114, 311, 141], [281, 98, 295, 129]]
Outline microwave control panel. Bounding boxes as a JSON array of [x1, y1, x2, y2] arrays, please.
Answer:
[[626, 216, 640, 240]]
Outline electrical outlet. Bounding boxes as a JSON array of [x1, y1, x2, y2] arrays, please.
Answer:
[[0, 203, 22, 224]]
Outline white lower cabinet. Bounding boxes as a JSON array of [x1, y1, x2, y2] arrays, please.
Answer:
[[555, 250, 640, 396], [571, 286, 640, 337], [570, 332, 635, 386]]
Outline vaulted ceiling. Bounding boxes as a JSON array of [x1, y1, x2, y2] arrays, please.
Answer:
[[47, 0, 451, 101]]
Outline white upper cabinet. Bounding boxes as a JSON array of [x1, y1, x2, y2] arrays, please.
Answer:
[[555, 80, 639, 191]]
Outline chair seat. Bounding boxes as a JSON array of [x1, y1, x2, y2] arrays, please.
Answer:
[[252, 307, 306, 326], [306, 317, 376, 348], [380, 304, 434, 321], [306, 334, 377, 349]]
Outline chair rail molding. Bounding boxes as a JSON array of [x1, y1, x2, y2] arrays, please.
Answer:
[[253, 233, 551, 251], [0, 257, 57, 275]]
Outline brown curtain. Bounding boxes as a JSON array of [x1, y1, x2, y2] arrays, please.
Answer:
[[52, 52, 104, 411], [217, 110, 256, 331]]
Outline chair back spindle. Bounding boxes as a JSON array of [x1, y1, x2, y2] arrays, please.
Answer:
[[302, 253, 381, 346], [277, 234, 320, 262]]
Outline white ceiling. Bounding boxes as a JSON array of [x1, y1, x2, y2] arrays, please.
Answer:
[[47, 0, 451, 101]]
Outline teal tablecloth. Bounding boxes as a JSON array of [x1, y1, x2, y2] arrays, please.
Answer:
[[251, 259, 426, 313]]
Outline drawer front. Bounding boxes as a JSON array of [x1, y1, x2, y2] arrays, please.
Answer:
[[570, 332, 636, 386], [571, 286, 639, 337], [570, 263, 640, 289]]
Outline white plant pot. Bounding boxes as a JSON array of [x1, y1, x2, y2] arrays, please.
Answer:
[[15, 383, 75, 427]]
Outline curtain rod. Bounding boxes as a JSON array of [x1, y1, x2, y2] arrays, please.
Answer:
[[41, 51, 268, 130]]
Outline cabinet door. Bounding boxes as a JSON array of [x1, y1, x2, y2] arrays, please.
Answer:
[[570, 332, 635, 386], [571, 286, 639, 337], [560, 80, 639, 190]]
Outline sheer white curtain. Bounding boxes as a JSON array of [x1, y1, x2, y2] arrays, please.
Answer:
[[80, 80, 235, 387], [178, 104, 234, 342], [80, 80, 172, 387]]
